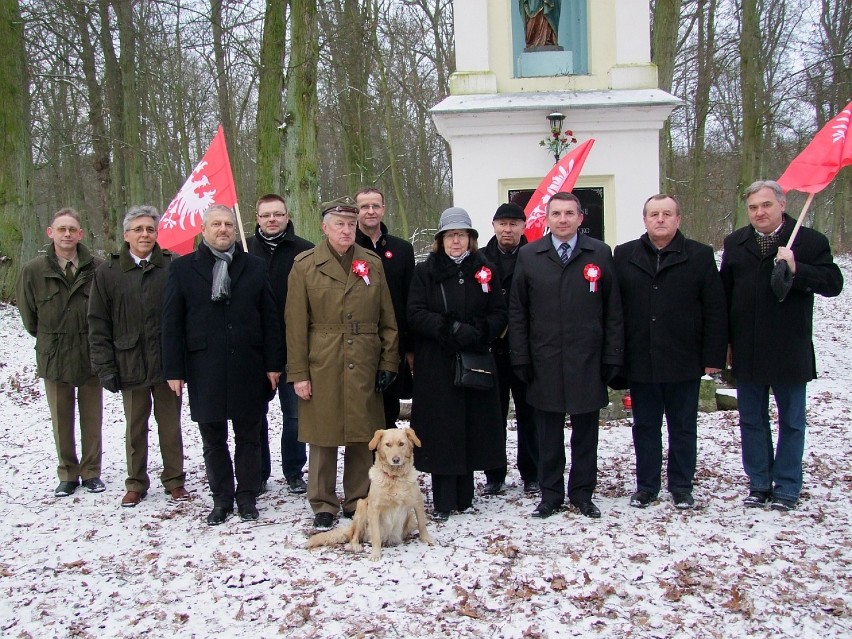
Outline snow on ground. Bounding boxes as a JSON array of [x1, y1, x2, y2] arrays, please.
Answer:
[[1, 258, 851, 638]]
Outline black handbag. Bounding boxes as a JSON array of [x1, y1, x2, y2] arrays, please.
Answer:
[[453, 350, 494, 390], [440, 282, 494, 390]]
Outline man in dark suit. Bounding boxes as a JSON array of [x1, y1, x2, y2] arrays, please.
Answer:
[[162, 204, 284, 525], [354, 187, 415, 428], [721, 180, 842, 512], [614, 194, 727, 510], [481, 202, 539, 496], [246, 193, 314, 495], [509, 192, 624, 519]]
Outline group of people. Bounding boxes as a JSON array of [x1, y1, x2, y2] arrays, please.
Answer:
[[16, 178, 842, 529]]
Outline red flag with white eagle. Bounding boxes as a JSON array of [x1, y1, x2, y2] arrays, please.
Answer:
[[524, 139, 595, 241], [776, 100, 852, 194], [158, 125, 238, 255]]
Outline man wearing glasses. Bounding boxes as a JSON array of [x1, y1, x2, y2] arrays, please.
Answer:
[[88, 205, 189, 508], [17, 208, 105, 498], [246, 194, 314, 495]]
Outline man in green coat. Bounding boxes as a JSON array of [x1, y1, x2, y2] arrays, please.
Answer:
[[17, 208, 105, 497], [285, 196, 399, 531]]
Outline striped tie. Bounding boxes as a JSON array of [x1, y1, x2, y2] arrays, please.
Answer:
[[559, 242, 570, 264]]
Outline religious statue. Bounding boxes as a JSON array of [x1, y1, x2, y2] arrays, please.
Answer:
[[520, 0, 562, 51]]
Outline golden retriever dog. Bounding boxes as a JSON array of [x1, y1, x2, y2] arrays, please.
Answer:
[[307, 428, 435, 561]]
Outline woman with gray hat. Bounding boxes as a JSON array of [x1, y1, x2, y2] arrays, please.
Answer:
[[407, 207, 507, 521]]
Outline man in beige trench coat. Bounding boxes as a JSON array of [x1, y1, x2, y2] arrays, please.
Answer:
[[285, 196, 399, 530]]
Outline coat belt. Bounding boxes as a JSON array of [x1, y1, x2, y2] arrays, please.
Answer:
[[309, 322, 378, 335]]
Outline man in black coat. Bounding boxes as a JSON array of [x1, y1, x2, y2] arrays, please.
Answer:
[[88, 205, 188, 508], [720, 180, 842, 512], [162, 204, 284, 525], [481, 202, 539, 496], [509, 192, 624, 520], [246, 193, 314, 495], [354, 187, 415, 428], [614, 195, 727, 510]]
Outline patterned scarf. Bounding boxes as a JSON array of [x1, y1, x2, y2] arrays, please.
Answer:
[[754, 220, 785, 258], [203, 239, 235, 301]]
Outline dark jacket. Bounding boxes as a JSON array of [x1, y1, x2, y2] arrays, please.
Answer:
[[246, 221, 314, 363], [88, 243, 173, 389], [482, 234, 528, 357], [355, 223, 416, 354], [720, 214, 843, 384], [614, 231, 727, 383], [407, 250, 507, 475], [17, 242, 103, 385], [508, 233, 624, 414], [161, 242, 284, 423]]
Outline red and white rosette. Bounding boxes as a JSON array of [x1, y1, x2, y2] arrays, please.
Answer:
[[584, 263, 601, 292], [352, 260, 370, 285], [475, 266, 492, 293]]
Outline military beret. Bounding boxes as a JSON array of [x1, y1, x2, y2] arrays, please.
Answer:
[[320, 196, 358, 218]]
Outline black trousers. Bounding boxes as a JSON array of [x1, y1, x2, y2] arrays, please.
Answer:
[[630, 379, 700, 495], [198, 418, 262, 508], [534, 409, 599, 506], [431, 472, 474, 513], [485, 349, 539, 484]]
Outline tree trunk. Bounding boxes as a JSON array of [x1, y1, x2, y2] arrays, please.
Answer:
[[210, 0, 239, 198], [737, 0, 765, 229], [651, 0, 681, 192], [256, 0, 287, 198], [0, 0, 34, 301], [284, 0, 321, 244]]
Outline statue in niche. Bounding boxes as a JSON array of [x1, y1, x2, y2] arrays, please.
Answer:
[[519, 0, 563, 51]]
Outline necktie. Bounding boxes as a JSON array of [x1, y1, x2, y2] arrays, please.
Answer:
[[139, 259, 148, 270], [559, 242, 570, 264], [64, 261, 75, 284]]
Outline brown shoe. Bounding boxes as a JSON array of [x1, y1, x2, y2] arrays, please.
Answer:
[[169, 486, 190, 501], [121, 491, 146, 508]]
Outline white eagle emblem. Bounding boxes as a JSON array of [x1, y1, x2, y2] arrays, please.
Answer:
[[160, 161, 218, 230]]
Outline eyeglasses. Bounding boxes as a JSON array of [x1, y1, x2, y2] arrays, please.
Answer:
[[128, 226, 157, 234], [444, 231, 469, 240], [52, 226, 81, 234], [257, 212, 288, 220]]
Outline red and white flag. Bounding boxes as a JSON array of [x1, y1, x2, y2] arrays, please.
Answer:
[[777, 100, 852, 194], [158, 125, 238, 255], [524, 139, 595, 242]]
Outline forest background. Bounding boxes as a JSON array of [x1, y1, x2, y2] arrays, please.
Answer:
[[0, 0, 850, 300]]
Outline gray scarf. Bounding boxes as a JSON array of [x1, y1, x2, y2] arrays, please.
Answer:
[[203, 239, 235, 301], [450, 250, 470, 265]]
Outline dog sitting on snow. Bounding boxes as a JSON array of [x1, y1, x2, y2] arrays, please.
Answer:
[[307, 428, 435, 561]]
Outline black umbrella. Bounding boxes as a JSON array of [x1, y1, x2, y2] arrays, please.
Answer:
[[771, 192, 814, 302]]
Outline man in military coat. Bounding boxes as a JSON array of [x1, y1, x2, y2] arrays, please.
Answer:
[[285, 196, 399, 531]]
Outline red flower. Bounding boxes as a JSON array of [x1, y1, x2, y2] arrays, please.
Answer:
[[475, 267, 492, 284], [352, 260, 369, 276]]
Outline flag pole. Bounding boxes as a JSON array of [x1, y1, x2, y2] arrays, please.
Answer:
[[783, 192, 815, 249], [234, 201, 249, 252]]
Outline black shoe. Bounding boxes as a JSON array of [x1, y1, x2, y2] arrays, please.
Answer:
[[81, 477, 106, 493], [523, 480, 541, 495], [744, 490, 771, 508], [431, 510, 450, 522], [531, 501, 559, 519], [483, 480, 505, 496], [629, 491, 657, 508], [575, 501, 601, 519], [313, 512, 334, 530], [770, 497, 796, 512], [672, 493, 695, 510], [54, 481, 79, 497], [286, 475, 307, 495], [206, 506, 233, 526], [239, 503, 259, 521]]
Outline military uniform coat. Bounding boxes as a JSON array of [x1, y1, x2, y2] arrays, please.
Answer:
[[720, 214, 843, 385], [17, 243, 103, 385], [407, 250, 507, 475], [614, 231, 727, 383], [88, 243, 173, 389], [285, 241, 399, 447], [161, 242, 284, 423], [509, 233, 624, 414]]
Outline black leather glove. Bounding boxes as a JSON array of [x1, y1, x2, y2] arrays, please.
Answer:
[[602, 365, 622, 385], [101, 375, 121, 394], [375, 370, 397, 393], [513, 364, 533, 384], [452, 321, 481, 349]]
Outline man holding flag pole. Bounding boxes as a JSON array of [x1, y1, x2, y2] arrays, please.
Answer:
[[720, 100, 850, 512]]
